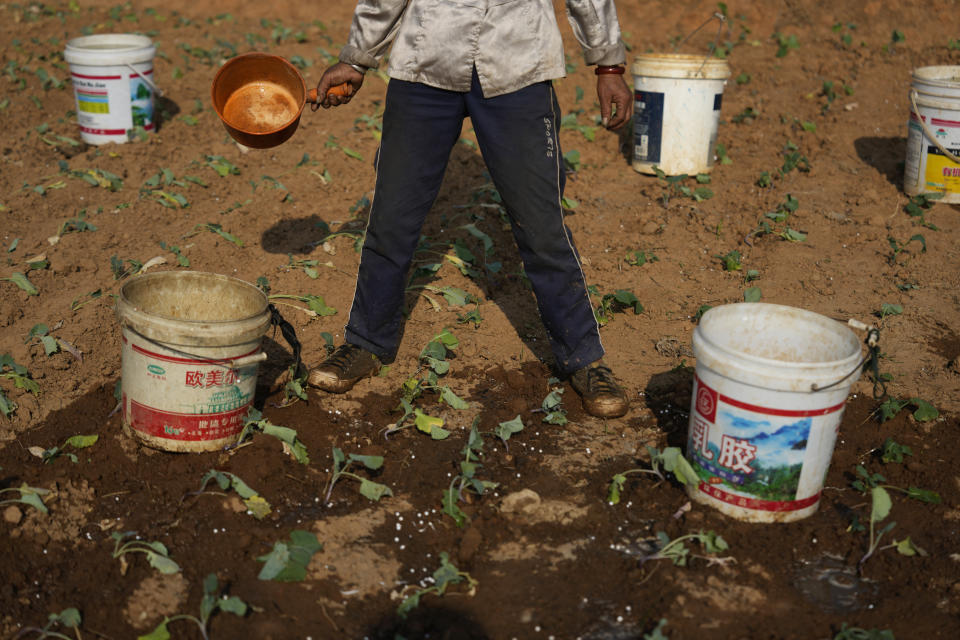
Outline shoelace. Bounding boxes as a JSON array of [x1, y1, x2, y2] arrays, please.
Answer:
[[586, 365, 619, 394], [326, 344, 361, 372]]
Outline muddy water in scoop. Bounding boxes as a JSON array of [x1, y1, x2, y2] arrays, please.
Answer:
[[222, 81, 299, 133]]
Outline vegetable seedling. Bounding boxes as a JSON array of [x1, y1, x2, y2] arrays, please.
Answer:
[[2, 271, 38, 296], [267, 293, 336, 318], [396, 552, 478, 618], [323, 447, 392, 504], [257, 530, 322, 581], [442, 420, 499, 527], [111, 531, 181, 575], [0, 483, 49, 514], [26, 323, 59, 356], [15, 607, 82, 640], [877, 396, 938, 423], [29, 434, 98, 464], [197, 470, 272, 519], [857, 486, 928, 572], [642, 530, 732, 567], [1, 353, 40, 417], [137, 573, 247, 640], [237, 408, 309, 464], [608, 446, 699, 505]]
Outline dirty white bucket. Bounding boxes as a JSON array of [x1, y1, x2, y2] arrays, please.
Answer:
[[904, 66, 960, 202], [64, 34, 157, 145], [116, 272, 270, 452], [686, 303, 863, 523], [632, 53, 730, 176]]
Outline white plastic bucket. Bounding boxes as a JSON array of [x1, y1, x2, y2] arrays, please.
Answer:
[[904, 66, 960, 202], [686, 303, 863, 523], [116, 272, 271, 452], [631, 54, 730, 176], [64, 34, 157, 145]]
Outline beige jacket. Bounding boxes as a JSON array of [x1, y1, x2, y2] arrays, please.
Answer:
[[339, 0, 626, 97]]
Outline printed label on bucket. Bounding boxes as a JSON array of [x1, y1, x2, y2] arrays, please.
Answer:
[[70, 68, 155, 136], [924, 145, 960, 191], [128, 400, 249, 441], [634, 91, 664, 163], [687, 375, 845, 512]]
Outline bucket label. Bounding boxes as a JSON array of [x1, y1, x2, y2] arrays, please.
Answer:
[[634, 91, 664, 163], [128, 400, 249, 441], [924, 145, 960, 192], [121, 333, 259, 444], [70, 68, 155, 137], [688, 375, 846, 512]]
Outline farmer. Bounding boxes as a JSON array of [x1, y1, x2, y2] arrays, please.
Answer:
[[309, 0, 633, 418]]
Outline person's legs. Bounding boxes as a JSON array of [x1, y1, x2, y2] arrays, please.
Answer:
[[343, 80, 467, 359], [309, 80, 466, 393], [466, 72, 628, 417], [465, 73, 603, 376]]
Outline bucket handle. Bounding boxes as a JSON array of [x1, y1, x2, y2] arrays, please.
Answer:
[[811, 320, 884, 399], [126, 63, 164, 98], [909, 89, 960, 165]]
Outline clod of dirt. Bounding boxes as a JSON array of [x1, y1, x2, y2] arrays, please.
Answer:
[[10, 480, 94, 546], [458, 525, 484, 564], [500, 488, 541, 514], [3, 506, 23, 524], [124, 573, 188, 630]]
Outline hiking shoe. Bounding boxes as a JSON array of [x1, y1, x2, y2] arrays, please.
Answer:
[[307, 343, 380, 393], [569, 361, 629, 418]]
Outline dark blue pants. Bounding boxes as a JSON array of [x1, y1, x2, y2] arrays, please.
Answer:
[[344, 70, 603, 376]]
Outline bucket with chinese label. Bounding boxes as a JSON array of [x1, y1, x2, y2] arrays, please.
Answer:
[[116, 271, 270, 452], [904, 65, 960, 203], [64, 33, 157, 145], [686, 303, 863, 523], [631, 53, 730, 176]]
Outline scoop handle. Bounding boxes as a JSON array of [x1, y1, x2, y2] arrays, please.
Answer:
[[307, 83, 352, 104]]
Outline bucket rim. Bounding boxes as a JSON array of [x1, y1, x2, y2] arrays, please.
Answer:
[[64, 33, 155, 65], [911, 65, 960, 86], [118, 270, 269, 325], [631, 53, 731, 80], [695, 302, 862, 371]]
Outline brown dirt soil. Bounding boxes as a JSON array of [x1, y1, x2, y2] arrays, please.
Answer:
[[2, 1, 960, 639]]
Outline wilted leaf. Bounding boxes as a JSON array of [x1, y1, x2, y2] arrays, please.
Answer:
[[358, 478, 393, 501], [495, 415, 524, 442], [870, 486, 892, 523]]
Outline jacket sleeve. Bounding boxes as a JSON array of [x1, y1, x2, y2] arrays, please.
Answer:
[[339, 0, 408, 69], [564, 0, 626, 66]]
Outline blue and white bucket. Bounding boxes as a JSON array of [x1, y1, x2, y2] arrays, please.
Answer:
[[631, 53, 730, 176], [64, 34, 157, 145], [686, 303, 863, 523]]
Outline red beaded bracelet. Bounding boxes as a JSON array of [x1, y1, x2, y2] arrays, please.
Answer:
[[595, 65, 625, 75]]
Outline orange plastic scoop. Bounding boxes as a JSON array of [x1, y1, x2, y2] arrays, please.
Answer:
[[212, 52, 349, 148]]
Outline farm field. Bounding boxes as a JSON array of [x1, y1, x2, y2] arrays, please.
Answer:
[[1, 1, 959, 638]]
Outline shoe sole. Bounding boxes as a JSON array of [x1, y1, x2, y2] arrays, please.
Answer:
[[307, 368, 374, 393]]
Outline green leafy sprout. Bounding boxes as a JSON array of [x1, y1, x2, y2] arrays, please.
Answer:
[[442, 419, 500, 527], [396, 551, 478, 618], [0, 483, 49, 514], [138, 573, 247, 640], [257, 530, 323, 581], [111, 531, 181, 575], [15, 607, 82, 640], [608, 446, 699, 505], [197, 470, 272, 519], [237, 408, 309, 464], [324, 447, 392, 504]]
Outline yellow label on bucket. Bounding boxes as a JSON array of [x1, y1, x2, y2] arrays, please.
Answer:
[[924, 148, 960, 193]]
